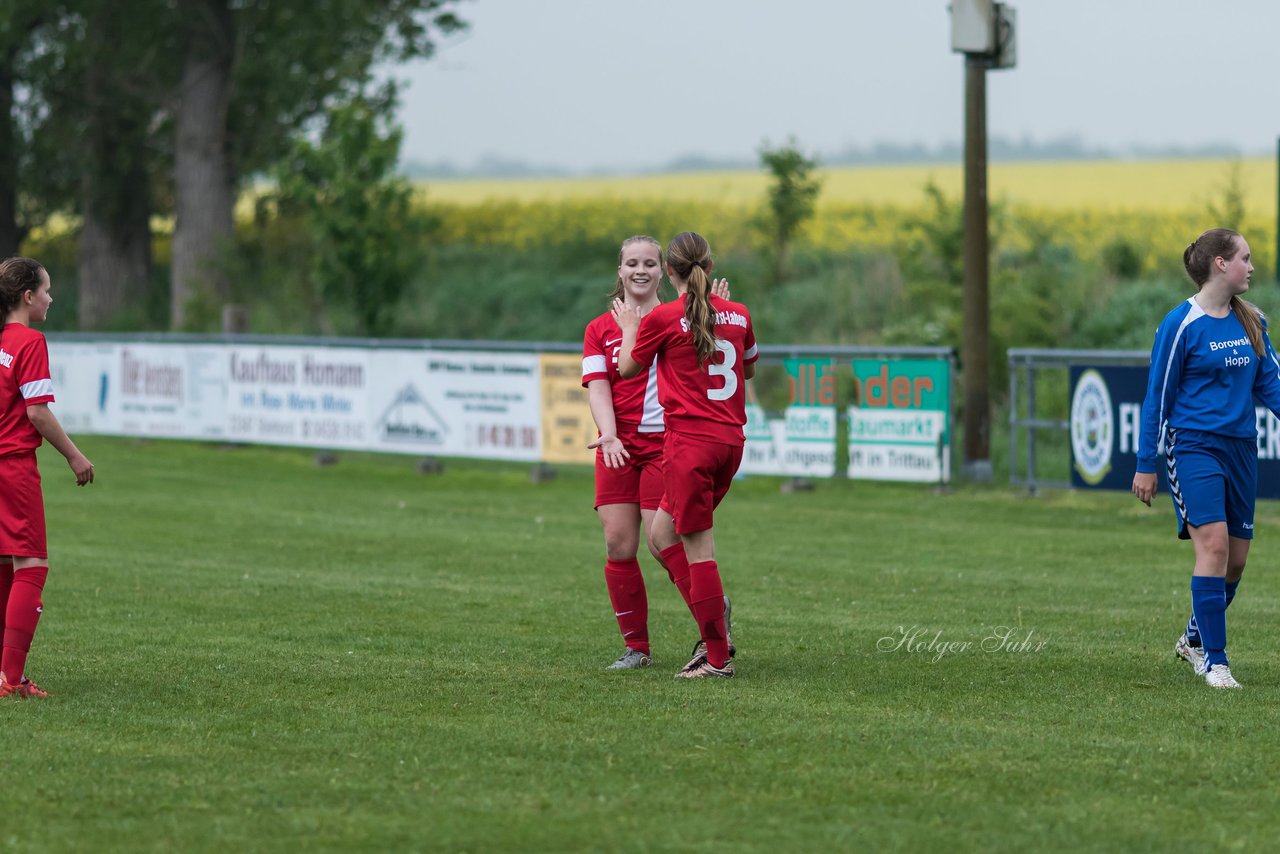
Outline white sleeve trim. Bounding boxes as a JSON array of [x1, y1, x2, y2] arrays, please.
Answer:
[[20, 378, 53, 400], [582, 355, 607, 378], [1155, 301, 1201, 455]]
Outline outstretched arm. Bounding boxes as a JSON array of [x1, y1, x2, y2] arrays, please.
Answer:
[[586, 379, 629, 469], [612, 300, 645, 379], [26, 404, 94, 485]]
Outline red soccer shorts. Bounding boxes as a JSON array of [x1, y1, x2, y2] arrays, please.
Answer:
[[0, 454, 47, 559], [594, 430, 665, 510], [659, 431, 744, 535]]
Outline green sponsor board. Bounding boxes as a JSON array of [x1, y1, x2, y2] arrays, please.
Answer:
[[741, 358, 837, 476], [849, 359, 951, 482]]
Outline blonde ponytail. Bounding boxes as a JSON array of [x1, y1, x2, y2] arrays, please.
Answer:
[[684, 264, 717, 364], [666, 232, 719, 365]]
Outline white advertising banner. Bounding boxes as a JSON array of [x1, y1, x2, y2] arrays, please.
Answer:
[[740, 405, 837, 477], [109, 344, 228, 439], [44, 340, 954, 482], [368, 349, 541, 461], [740, 401, 779, 474], [47, 342, 116, 434], [740, 359, 839, 477], [777, 405, 838, 476], [848, 359, 951, 483], [847, 408, 948, 482], [224, 346, 371, 448]]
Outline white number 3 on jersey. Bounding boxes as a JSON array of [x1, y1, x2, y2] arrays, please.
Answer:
[[707, 339, 737, 401]]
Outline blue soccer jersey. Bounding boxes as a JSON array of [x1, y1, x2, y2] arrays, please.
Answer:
[[1136, 297, 1280, 474]]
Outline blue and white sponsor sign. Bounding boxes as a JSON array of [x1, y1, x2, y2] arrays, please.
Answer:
[[1069, 365, 1280, 498]]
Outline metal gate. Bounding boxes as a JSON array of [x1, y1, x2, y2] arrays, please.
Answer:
[[1007, 347, 1147, 493]]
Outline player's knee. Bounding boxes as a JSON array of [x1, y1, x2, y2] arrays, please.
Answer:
[[603, 536, 638, 561], [644, 539, 665, 565]]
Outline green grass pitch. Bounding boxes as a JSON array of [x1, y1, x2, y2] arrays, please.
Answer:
[[13, 437, 1280, 851]]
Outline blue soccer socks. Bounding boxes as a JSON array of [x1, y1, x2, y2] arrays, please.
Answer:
[[1190, 575, 1228, 668]]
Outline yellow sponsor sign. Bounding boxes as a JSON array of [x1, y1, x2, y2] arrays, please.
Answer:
[[540, 353, 597, 464]]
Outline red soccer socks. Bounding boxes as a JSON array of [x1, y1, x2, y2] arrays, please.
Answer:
[[0, 559, 13, 639], [1, 564, 47, 686], [688, 560, 729, 668], [604, 559, 649, 656]]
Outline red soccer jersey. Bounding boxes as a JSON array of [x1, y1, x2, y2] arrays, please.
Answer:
[[0, 323, 54, 456], [630, 294, 757, 445], [581, 310, 663, 433]]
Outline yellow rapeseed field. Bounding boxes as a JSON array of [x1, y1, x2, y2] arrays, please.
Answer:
[[416, 157, 1277, 275], [421, 156, 1277, 216]]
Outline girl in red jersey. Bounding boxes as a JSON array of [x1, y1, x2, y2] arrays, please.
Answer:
[[0, 257, 94, 698], [582, 235, 731, 669], [615, 232, 757, 679]]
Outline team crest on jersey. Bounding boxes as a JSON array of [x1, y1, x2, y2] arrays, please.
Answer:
[[0, 348, 12, 369], [1071, 369, 1113, 485]]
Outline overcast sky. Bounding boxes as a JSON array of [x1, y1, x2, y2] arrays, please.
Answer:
[[391, 0, 1280, 173]]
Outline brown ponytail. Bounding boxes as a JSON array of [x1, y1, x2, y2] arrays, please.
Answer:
[[1184, 228, 1263, 355], [1230, 296, 1265, 357], [666, 232, 717, 365]]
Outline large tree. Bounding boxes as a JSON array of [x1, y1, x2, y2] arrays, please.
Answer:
[[1, 1, 174, 328], [76, 0, 175, 328], [0, 24, 23, 258], [169, 0, 465, 330], [0, 5, 53, 257]]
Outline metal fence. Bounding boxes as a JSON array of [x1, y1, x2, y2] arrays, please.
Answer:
[[1007, 347, 1148, 493], [48, 331, 953, 364]]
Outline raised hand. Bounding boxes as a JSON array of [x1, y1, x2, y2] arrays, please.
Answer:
[[587, 433, 630, 469], [611, 298, 643, 332]]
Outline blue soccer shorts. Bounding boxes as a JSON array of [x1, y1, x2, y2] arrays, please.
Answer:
[[1164, 427, 1256, 540]]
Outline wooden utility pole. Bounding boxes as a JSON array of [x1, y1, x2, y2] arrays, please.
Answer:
[[950, 1, 1015, 482], [962, 54, 991, 480]]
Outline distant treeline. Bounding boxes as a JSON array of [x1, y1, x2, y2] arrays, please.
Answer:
[[402, 136, 1253, 180]]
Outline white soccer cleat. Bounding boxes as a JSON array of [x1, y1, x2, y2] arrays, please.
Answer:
[[674, 658, 734, 679], [1203, 664, 1242, 689], [1174, 634, 1205, 673], [606, 648, 652, 670]]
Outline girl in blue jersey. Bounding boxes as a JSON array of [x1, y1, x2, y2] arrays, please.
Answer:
[[1132, 228, 1280, 689]]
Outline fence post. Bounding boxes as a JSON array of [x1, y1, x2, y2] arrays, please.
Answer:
[[222, 303, 249, 334], [1008, 352, 1018, 485], [1026, 362, 1037, 495]]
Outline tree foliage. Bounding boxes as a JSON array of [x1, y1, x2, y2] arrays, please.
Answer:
[[756, 138, 822, 288], [273, 86, 418, 337], [0, 3, 69, 255], [1206, 159, 1247, 233], [3, 0, 465, 330]]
